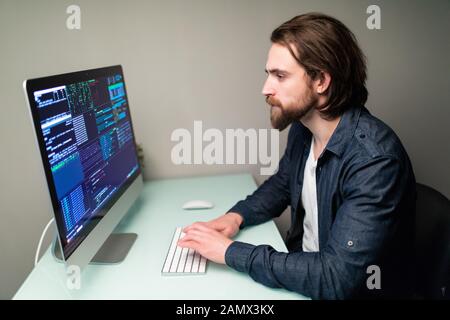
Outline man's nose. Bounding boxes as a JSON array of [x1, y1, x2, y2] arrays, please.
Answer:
[[262, 78, 275, 96]]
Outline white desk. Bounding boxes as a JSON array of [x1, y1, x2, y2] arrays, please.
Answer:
[[14, 174, 307, 300]]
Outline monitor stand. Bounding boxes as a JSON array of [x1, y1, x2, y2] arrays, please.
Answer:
[[53, 233, 138, 264]]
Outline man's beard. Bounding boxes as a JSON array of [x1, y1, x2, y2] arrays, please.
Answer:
[[266, 91, 316, 131]]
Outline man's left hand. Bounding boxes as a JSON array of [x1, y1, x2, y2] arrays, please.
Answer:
[[178, 223, 233, 264]]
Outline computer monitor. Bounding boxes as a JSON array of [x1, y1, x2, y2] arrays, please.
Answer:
[[24, 65, 143, 271]]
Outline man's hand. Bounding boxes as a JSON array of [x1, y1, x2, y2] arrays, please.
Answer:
[[183, 212, 243, 238], [178, 223, 233, 264]]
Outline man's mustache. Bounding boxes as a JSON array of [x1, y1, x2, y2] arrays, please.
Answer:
[[266, 96, 282, 107]]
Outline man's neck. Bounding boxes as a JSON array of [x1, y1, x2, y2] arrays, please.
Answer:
[[300, 108, 341, 160]]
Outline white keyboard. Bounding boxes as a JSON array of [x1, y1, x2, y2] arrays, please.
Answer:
[[162, 227, 207, 275]]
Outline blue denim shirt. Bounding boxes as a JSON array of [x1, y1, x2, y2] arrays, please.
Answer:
[[225, 106, 416, 299]]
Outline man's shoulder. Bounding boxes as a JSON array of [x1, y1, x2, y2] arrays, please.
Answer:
[[351, 107, 408, 161]]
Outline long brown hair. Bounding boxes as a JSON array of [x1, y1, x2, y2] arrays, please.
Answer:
[[271, 13, 368, 119]]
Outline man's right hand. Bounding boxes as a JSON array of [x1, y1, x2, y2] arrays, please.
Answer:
[[183, 212, 243, 238]]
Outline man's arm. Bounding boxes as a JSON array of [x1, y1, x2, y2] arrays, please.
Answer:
[[225, 156, 412, 299]]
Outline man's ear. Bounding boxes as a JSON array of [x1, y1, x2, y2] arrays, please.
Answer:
[[315, 71, 331, 95]]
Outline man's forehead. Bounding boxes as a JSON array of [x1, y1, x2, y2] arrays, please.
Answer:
[[265, 43, 300, 72]]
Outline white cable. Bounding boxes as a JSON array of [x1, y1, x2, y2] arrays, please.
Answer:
[[35, 217, 55, 267]]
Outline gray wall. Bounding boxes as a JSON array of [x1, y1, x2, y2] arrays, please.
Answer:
[[0, 0, 448, 299]]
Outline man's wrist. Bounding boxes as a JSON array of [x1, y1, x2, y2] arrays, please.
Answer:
[[227, 212, 244, 228]]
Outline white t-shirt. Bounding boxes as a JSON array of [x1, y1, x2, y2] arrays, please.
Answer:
[[301, 137, 320, 252]]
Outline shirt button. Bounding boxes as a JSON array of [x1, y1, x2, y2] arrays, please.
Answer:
[[359, 134, 366, 139], [347, 240, 354, 247]]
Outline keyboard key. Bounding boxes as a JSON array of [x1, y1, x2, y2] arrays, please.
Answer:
[[184, 248, 195, 272], [177, 247, 189, 272], [199, 256, 207, 273], [162, 227, 181, 273], [192, 250, 201, 273]]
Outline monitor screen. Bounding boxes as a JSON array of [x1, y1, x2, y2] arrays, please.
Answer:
[[25, 65, 141, 260]]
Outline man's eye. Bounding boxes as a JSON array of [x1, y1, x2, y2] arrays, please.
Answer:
[[276, 74, 284, 79]]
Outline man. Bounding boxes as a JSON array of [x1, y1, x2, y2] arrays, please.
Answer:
[[178, 13, 416, 299]]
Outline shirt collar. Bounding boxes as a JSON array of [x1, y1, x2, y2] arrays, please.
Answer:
[[324, 106, 363, 158]]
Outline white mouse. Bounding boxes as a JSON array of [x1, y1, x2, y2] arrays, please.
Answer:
[[182, 200, 214, 210]]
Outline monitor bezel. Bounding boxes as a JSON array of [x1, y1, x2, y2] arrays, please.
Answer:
[[24, 65, 142, 261]]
